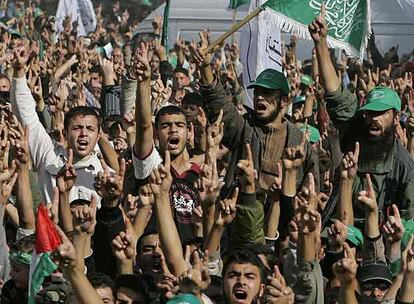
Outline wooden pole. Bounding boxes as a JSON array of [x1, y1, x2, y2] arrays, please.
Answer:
[[231, 8, 237, 45], [206, 6, 264, 53]]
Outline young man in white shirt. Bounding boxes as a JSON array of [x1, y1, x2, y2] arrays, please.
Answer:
[[11, 46, 106, 206]]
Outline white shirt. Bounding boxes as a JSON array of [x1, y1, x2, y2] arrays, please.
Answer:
[[12, 77, 104, 207], [132, 145, 162, 180]]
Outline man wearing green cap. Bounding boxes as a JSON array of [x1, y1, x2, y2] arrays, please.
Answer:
[[197, 55, 319, 196], [311, 13, 414, 222]]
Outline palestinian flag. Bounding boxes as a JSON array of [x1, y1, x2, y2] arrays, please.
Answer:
[[262, 0, 371, 61], [28, 204, 62, 304]]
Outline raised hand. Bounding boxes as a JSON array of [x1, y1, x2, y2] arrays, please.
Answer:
[[13, 124, 30, 166], [12, 45, 29, 76], [71, 195, 97, 235], [308, 4, 328, 43], [53, 225, 77, 270], [0, 141, 17, 183], [357, 173, 377, 212], [0, 171, 18, 206], [332, 243, 357, 286], [214, 187, 239, 227], [382, 204, 405, 244], [132, 42, 151, 82], [197, 161, 223, 206], [98, 54, 116, 85], [296, 172, 318, 210], [56, 149, 77, 193], [283, 132, 306, 171], [156, 258, 179, 300], [237, 144, 257, 193], [263, 265, 294, 304], [269, 162, 282, 193], [340, 142, 359, 179], [191, 30, 212, 67], [294, 206, 321, 235], [111, 217, 138, 262], [94, 156, 126, 205], [327, 219, 348, 252], [149, 151, 172, 197], [206, 110, 224, 150], [178, 250, 211, 296]]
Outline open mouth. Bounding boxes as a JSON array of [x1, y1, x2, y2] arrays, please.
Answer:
[[152, 256, 162, 272], [167, 136, 180, 149], [368, 124, 381, 135], [233, 289, 248, 300], [77, 139, 89, 150], [256, 103, 267, 112]]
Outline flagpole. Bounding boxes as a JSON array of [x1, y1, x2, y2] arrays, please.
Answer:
[[206, 6, 264, 53], [231, 8, 237, 45]]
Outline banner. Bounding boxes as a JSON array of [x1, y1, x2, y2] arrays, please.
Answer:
[[240, 0, 282, 108], [262, 0, 371, 61], [229, 0, 250, 9], [161, 0, 171, 47], [55, 0, 96, 37]]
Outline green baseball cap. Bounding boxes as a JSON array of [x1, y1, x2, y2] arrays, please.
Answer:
[[300, 74, 314, 86], [359, 86, 401, 112], [299, 124, 321, 143], [346, 225, 363, 248], [402, 219, 414, 249], [167, 294, 201, 304], [247, 69, 290, 96]]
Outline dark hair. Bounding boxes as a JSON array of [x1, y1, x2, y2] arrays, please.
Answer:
[[10, 234, 35, 254], [89, 65, 100, 74], [64, 106, 101, 130], [136, 230, 158, 254], [173, 67, 189, 77], [88, 273, 115, 291], [115, 274, 149, 302], [248, 243, 279, 271], [182, 93, 204, 107], [154, 105, 186, 129], [223, 250, 266, 283], [0, 74, 10, 85]]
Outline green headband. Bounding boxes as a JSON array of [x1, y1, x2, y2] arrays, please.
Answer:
[[10, 251, 32, 267]]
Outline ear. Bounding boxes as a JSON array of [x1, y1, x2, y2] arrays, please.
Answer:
[[62, 129, 67, 138], [280, 96, 290, 109], [394, 111, 400, 126], [259, 282, 266, 298]]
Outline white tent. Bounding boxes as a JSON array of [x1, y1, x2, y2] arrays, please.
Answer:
[[139, 0, 414, 59]]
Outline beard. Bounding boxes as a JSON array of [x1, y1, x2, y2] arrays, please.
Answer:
[[359, 124, 395, 164], [254, 107, 279, 126]]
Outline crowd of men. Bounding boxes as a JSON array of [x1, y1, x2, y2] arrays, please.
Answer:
[[0, 0, 414, 303]]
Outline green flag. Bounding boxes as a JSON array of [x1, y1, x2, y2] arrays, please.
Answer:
[[262, 0, 371, 61], [161, 0, 171, 47], [229, 0, 250, 9]]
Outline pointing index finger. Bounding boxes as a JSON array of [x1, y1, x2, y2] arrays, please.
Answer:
[[353, 142, 360, 161], [245, 143, 253, 163]]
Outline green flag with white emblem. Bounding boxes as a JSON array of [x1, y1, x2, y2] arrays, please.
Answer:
[[262, 0, 371, 61]]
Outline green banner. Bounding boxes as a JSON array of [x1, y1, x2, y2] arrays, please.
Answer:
[[229, 0, 250, 9], [161, 0, 171, 47], [262, 0, 371, 61]]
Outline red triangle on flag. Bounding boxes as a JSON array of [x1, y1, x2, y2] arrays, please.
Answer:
[[35, 204, 62, 254]]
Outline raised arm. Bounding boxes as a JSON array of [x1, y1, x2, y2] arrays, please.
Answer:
[[338, 142, 359, 225], [11, 45, 56, 173], [132, 42, 153, 158], [13, 124, 35, 230], [54, 225, 104, 304], [309, 5, 340, 94], [150, 151, 188, 277]]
